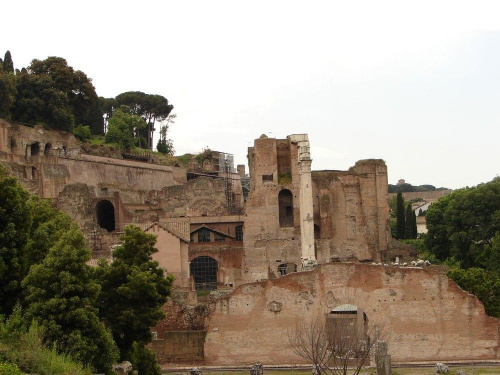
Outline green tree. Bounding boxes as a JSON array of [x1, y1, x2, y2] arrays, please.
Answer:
[[28, 57, 103, 134], [3, 51, 14, 73], [98, 97, 118, 133], [22, 225, 119, 374], [156, 113, 176, 155], [447, 267, 500, 317], [116, 92, 173, 149], [395, 191, 405, 239], [426, 178, 500, 267], [73, 124, 92, 142], [12, 73, 75, 131], [105, 106, 147, 150], [0, 168, 31, 315], [0, 68, 17, 119], [22, 196, 73, 275], [0, 308, 92, 375], [95, 226, 173, 357], [404, 203, 413, 239], [488, 232, 500, 274], [128, 342, 161, 375]]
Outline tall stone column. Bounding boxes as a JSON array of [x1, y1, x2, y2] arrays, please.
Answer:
[[299, 157, 315, 259], [290, 134, 315, 260]]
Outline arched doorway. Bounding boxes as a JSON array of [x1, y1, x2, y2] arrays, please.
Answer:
[[96, 200, 115, 232], [30, 142, 40, 157], [278, 189, 294, 227], [190, 256, 218, 291], [44, 143, 51, 156]]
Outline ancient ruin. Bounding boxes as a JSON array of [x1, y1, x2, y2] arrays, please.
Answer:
[[0, 119, 498, 365]]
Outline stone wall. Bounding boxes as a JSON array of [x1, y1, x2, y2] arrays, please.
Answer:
[[150, 331, 207, 362], [244, 135, 392, 283], [312, 160, 391, 262], [204, 262, 499, 365]]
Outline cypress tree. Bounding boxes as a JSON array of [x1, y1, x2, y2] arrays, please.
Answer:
[[3, 51, 14, 73], [396, 190, 406, 239], [405, 203, 413, 239], [412, 208, 418, 238]]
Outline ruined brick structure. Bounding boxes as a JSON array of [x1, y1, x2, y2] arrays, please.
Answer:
[[1, 119, 498, 364]]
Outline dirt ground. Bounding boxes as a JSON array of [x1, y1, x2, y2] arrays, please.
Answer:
[[164, 366, 500, 375]]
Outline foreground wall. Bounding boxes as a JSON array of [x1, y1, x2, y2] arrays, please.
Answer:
[[205, 263, 499, 365]]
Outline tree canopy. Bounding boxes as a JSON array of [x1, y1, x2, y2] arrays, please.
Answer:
[[0, 51, 176, 151], [425, 177, 500, 268], [0, 167, 170, 372], [95, 225, 173, 357], [0, 169, 31, 315], [105, 106, 147, 150], [116, 91, 174, 149], [23, 225, 119, 373], [3, 51, 14, 73]]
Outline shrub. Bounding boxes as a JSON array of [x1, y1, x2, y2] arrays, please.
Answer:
[[73, 125, 92, 142], [128, 342, 161, 375], [0, 315, 91, 375], [0, 362, 23, 375]]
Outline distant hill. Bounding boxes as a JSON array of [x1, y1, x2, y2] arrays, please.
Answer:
[[388, 183, 449, 193]]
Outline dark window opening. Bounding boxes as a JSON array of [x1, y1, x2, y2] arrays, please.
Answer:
[[262, 174, 273, 182], [190, 256, 218, 291], [30, 142, 40, 156], [198, 228, 211, 243], [44, 143, 51, 156], [214, 233, 225, 242], [31, 166, 38, 180], [314, 224, 320, 239], [96, 200, 115, 232], [278, 189, 294, 227], [10, 137, 16, 152], [278, 263, 297, 276], [235, 225, 243, 241]]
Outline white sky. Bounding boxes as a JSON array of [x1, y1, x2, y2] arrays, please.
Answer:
[[3, 0, 500, 189]]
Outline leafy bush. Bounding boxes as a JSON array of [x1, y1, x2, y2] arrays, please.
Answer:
[[447, 267, 500, 317], [128, 342, 161, 375], [0, 362, 23, 375], [0, 311, 91, 375], [73, 125, 92, 142]]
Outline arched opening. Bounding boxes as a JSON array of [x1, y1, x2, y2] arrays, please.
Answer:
[[277, 263, 297, 276], [314, 224, 320, 239], [44, 143, 51, 156], [31, 166, 38, 180], [96, 200, 115, 232], [314, 224, 320, 259], [278, 189, 294, 227], [190, 256, 218, 291], [235, 225, 243, 241], [30, 142, 40, 157], [329, 304, 368, 343], [10, 137, 16, 152]]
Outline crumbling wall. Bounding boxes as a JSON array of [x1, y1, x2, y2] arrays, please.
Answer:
[[153, 177, 231, 218], [312, 160, 391, 263], [204, 263, 499, 365]]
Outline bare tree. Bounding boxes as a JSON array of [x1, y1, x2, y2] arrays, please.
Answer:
[[288, 311, 382, 375]]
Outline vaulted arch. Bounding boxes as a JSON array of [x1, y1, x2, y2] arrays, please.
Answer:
[[96, 200, 115, 232], [278, 189, 294, 227]]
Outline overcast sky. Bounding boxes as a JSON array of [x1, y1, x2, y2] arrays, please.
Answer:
[[3, 0, 500, 189]]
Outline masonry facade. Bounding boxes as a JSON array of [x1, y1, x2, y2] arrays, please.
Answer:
[[1, 119, 498, 363]]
